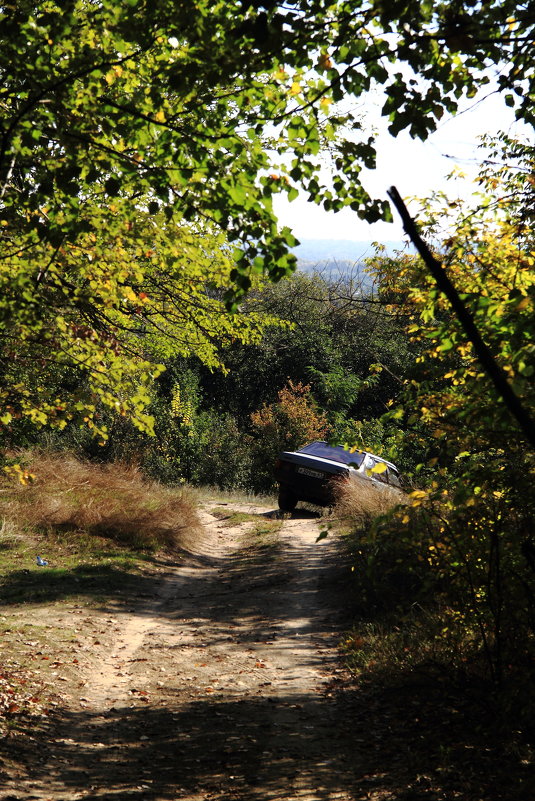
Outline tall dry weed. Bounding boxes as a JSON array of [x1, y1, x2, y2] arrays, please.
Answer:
[[0, 453, 202, 552], [334, 475, 406, 529]]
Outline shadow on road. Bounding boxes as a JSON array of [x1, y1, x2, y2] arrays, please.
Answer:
[[0, 509, 337, 631], [5, 681, 532, 801]]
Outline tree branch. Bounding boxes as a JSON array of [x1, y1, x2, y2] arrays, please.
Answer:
[[388, 185, 535, 448]]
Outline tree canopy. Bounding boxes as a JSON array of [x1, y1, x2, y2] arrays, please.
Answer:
[[2, 0, 534, 440], [364, 140, 535, 684], [4, 0, 534, 284]]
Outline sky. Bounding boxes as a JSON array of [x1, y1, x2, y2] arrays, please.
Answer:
[[273, 90, 532, 243]]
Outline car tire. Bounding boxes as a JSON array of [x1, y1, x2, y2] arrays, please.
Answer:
[[278, 486, 298, 512]]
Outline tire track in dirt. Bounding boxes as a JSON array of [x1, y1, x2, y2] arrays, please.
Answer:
[[1, 501, 359, 801]]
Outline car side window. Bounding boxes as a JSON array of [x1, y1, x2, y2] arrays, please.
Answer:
[[371, 459, 388, 483], [387, 468, 401, 487]]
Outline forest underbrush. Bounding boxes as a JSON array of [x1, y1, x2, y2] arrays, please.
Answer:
[[333, 480, 535, 756]]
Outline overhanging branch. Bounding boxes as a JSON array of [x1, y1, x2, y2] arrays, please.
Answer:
[[388, 185, 535, 448]]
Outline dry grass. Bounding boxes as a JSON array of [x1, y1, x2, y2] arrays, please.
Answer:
[[193, 485, 277, 507], [0, 452, 203, 552], [333, 475, 406, 528]]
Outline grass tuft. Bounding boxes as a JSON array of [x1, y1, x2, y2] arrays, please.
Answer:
[[0, 452, 202, 553], [194, 485, 277, 507], [333, 475, 405, 528]]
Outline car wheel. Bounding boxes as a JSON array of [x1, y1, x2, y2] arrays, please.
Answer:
[[278, 487, 298, 512]]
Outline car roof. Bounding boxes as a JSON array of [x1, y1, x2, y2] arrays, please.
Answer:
[[298, 441, 399, 472]]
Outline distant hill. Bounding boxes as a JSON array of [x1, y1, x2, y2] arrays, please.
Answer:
[[292, 239, 408, 273]]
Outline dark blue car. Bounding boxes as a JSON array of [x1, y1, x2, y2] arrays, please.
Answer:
[[274, 441, 402, 511]]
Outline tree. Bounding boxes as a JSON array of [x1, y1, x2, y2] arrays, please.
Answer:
[[191, 269, 416, 436], [2, 1, 534, 442], [368, 140, 535, 683], [0, 213, 281, 442], [250, 380, 330, 491]]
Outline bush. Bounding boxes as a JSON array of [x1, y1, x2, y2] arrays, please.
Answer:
[[249, 380, 330, 492], [340, 470, 535, 727]]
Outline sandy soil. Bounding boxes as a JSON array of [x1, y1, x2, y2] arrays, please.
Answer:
[[0, 501, 361, 801]]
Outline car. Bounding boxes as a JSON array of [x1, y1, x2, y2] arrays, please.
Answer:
[[274, 440, 402, 512]]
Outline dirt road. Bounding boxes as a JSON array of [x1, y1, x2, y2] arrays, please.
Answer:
[[1, 501, 363, 801], [2, 499, 533, 801]]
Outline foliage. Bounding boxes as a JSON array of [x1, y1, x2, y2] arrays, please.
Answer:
[[196, 271, 416, 432], [3, 1, 534, 283], [0, 209, 282, 444], [2, 0, 534, 444], [92, 366, 256, 491], [250, 380, 330, 492], [251, 379, 331, 448], [40, 270, 416, 491], [361, 141, 535, 688], [383, 180, 534, 449]]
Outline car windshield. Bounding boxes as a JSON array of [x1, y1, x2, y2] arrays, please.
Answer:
[[298, 442, 365, 468]]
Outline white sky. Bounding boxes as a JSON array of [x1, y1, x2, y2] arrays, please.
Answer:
[[273, 90, 532, 242]]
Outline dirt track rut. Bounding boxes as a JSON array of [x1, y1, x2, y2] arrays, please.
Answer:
[[1, 501, 361, 801]]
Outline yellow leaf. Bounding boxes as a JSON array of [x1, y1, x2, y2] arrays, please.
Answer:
[[410, 490, 427, 499], [123, 286, 138, 302], [154, 110, 166, 123], [370, 461, 387, 474]]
